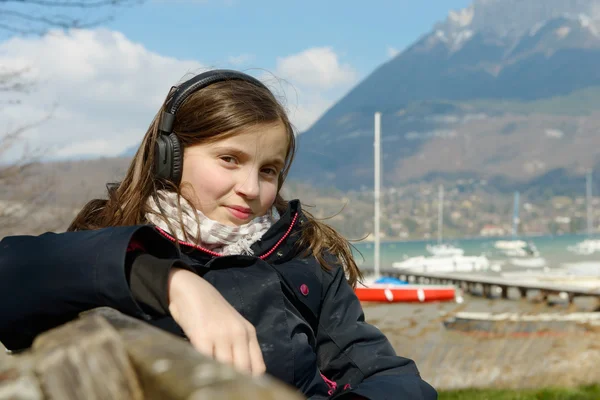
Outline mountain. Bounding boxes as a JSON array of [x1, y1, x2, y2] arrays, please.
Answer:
[[290, 0, 600, 192], [120, 145, 137, 157]]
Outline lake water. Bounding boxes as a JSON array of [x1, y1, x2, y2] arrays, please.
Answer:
[[354, 234, 600, 390], [352, 233, 600, 275]]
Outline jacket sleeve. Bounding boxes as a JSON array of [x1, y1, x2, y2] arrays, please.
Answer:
[[315, 265, 437, 400], [0, 225, 180, 351]]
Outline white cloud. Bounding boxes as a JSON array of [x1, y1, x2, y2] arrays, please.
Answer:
[[152, 0, 236, 5], [271, 47, 358, 131], [275, 47, 356, 89], [267, 81, 333, 132], [0, 29, 204, 161], [387, 46, 400, 58], [0, 33, 359, 161], [228, 53, 255, 66]]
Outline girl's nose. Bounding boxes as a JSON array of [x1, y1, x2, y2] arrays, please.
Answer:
[[235, 172, 260, 199]]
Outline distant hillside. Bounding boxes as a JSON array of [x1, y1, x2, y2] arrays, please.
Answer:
[[290, 0, 600, 192]]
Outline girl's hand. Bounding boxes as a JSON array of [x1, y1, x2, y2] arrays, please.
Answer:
[[167, 267, 266, 376]]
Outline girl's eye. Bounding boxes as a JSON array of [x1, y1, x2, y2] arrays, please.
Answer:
[[262, 167, 278, 176], [220, 156, 237, 164]]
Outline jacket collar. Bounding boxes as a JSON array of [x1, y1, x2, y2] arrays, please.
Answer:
[[155, 199, 306, 264], [249, 199, 304, 261]]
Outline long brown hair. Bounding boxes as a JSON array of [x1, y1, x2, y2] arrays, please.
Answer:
[[68, 73, 363, 287]]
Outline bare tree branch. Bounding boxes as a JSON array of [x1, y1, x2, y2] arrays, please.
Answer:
[[0, 0, 143, 236], [0, 67, 33, 93], [0, 0, 141, 9], [0, 9, 106, 30], [0, 0, 144, 35]]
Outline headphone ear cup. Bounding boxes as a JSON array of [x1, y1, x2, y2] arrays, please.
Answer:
[[169, 132, 183, 185], [154, 134, 171, 181]]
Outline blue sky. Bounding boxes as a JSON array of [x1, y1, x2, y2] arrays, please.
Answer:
[[0, 0, 472, 160], [109, 0, 472, 77]]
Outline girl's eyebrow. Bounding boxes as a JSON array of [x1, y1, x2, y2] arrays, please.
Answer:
[[211, 145, 247, 157], [212, 145, 285, 168], [268, 157, 286, 170]]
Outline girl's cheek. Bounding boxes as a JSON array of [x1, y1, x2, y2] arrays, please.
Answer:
[[265, 184, 278, 203]]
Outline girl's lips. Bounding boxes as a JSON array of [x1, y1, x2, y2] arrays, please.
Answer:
[[226, 206, 253, 220]]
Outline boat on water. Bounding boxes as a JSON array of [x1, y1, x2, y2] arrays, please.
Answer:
[[494, 239, 531, 256], [508, 255, 547, 268], [443, 311, 600, 335], [568, 239, 600, 255], [392, 185, 491, 273], [568, 171, 600, 255], [391, 254, 490, 273], [355, 276, 460, 303], [360, 118, 461, 304], [426, 243, 464, 256], [494, 192, 547, 268], [427, 185, 465, 258]]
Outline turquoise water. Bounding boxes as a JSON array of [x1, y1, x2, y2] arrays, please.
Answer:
[[352, 233, 600, 273]]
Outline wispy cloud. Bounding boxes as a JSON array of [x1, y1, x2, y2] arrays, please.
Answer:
[[151, 0, 236, 5], [270, 46, 358, 132], [387, 46, 400, 58], [0, 28, 204, 160], [0, 32, 359, 160], [275, 46, 356, 89], [228, 53, 255, 66]]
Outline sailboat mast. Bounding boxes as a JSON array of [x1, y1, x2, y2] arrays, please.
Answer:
[[438, 185, 444, 244], [512, 191, 520, 239], [587, 171, 593, 236], [374, 112, 381, 279]]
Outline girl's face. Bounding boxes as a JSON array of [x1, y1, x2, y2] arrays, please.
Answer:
[[180, 122, 289, 226]]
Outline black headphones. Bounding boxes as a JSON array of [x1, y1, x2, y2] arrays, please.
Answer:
[[154, 69, 269, 185]]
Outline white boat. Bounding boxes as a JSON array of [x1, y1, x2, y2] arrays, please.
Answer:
[[494, 239, 528, 251], [568, 239, 600, 255], [508, 257, 547, 268], [568, 171, 599, 255], [355, 276, 460, 303], [494, 192, 546, 268], [426, 185, 466, 257], [426, 243, 464, 257], [494, 239, 540, 257], [498, 242, 541, 257], [495, 240, 546, 267], [393, 185, 485, 273], [392, 254, 490, 273]]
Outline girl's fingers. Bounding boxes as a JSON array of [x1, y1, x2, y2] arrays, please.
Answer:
[[231, 334, 252, 374], [247, 333, 266, 376], [213, 341, 234, 367], [190, 335, 213, 359]]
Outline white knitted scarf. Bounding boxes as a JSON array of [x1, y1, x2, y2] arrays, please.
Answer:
[[146, 190, 279, 256]]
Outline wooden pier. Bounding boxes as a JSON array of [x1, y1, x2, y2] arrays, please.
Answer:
[[378, 268, 600, 305]]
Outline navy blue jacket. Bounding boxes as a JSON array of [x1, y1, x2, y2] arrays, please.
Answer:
[[0, 200, 437, 399]]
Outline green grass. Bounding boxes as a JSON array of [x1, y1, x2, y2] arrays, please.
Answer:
[[439, 385, 600, 400]]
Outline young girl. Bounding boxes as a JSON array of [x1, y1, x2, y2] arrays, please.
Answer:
[[0, 70, 436, 400]]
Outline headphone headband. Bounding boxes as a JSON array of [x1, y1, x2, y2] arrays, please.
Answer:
[[154, 69, 269, 184], [158, 69, 269, 134]]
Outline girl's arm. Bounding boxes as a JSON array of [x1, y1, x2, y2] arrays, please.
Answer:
[[0, 226, 267, 376], [315, 263, 437, 400], [0, 225, 180, 351]]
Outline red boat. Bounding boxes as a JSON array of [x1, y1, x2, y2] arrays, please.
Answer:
[[355, 283, 459, 303]]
